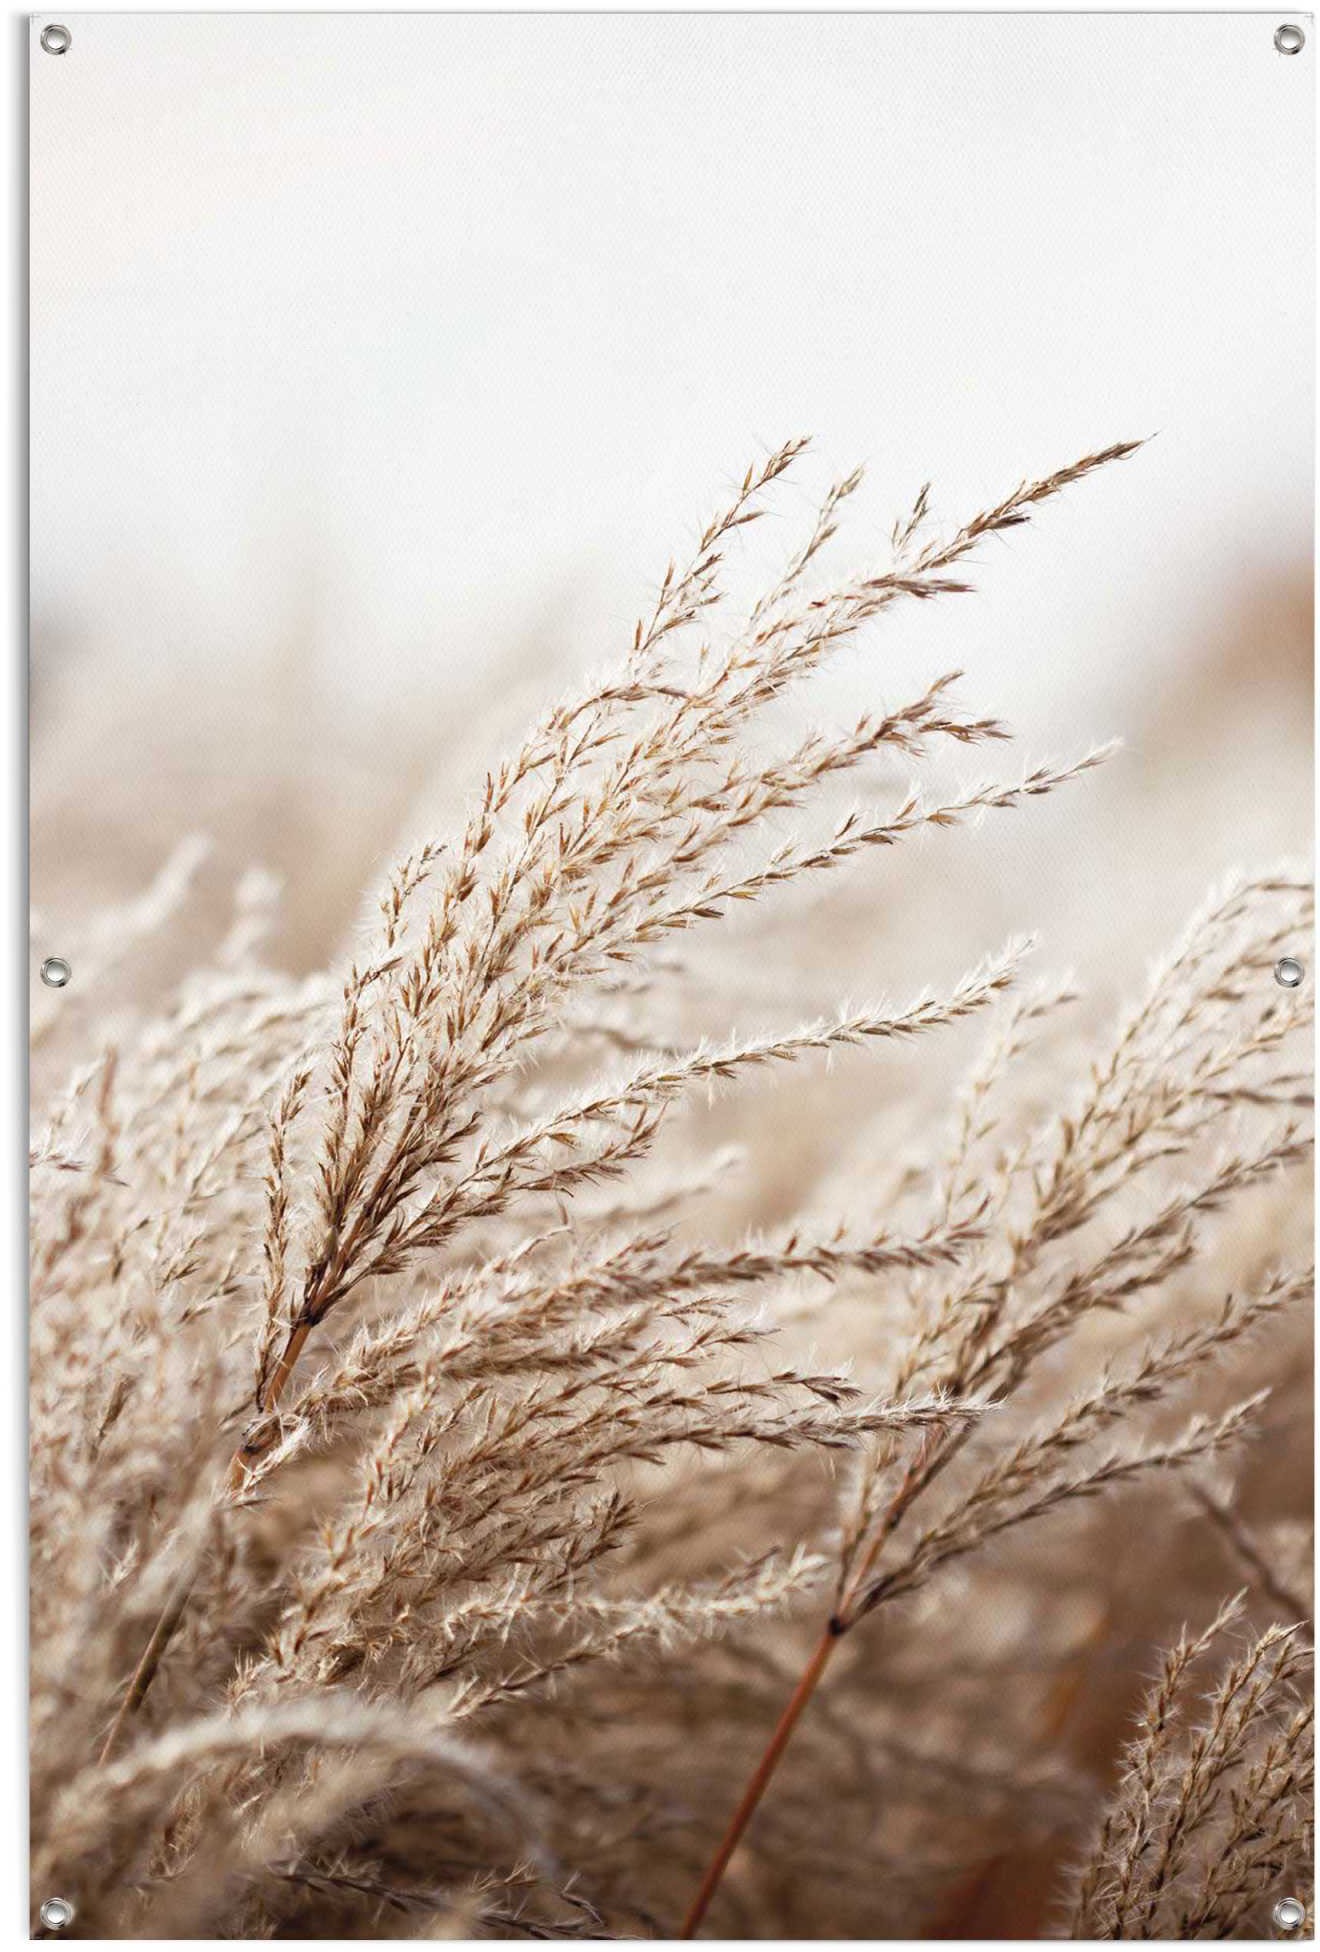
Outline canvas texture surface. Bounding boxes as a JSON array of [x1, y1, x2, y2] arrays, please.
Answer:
[[28, 13, 1315, 1940]]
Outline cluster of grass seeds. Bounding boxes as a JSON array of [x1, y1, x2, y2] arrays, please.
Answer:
[[682, 868, 1314, 1932], [1068, 1596, 1312, 1938], [29, 439, 1312, 1938]]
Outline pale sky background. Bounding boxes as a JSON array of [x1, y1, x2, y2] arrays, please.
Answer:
[[27, 10, 1314, 793]]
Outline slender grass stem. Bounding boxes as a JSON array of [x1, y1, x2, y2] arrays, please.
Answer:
[[680, 1618, 843, 1937], [96, 1317, 315, 1763]]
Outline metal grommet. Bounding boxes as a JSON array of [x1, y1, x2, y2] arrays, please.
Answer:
[[39, 1898, 75, 1931], [1273, 1897, 1306, 1933], [1274, 956, 1305, 990], [1275, 22, 1305, 54], [39, 23, 71, 55], [40, 956, 72, 990]]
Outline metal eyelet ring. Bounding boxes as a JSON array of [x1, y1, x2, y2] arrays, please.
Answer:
[[1274, 956, 1305, 990], [39, 23, 71, 55], [1273, 1897, 1306, 1933], [39, 1898, 75, 1931], [1274, 23, 1305, 54], [40, 956, 72, 989]]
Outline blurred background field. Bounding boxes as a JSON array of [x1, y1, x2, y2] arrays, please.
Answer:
[[30, 13, 1312, 984], [28, 14, 1313, 1937]]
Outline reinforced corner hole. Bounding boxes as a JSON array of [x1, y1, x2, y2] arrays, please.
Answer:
[[40, 956, 72, 990], [1274, 956, 1305, 990], [39, 22, 71, 55], [1275, 22, 1305, 53], [1273, 1897, 1306, 1932], [39, 1898, 75, 1932]]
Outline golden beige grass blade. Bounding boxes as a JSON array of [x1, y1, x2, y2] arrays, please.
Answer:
[[30, 14, 1311, 1940]]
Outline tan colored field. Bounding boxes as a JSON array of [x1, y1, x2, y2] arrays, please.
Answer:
[[30, 441, 1312, 1938]]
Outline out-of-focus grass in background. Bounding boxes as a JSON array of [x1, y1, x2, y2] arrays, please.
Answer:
[[27, 16, 1313, 1938], [30, 15, 1311, 983]]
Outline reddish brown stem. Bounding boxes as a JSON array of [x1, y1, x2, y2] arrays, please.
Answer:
[[97, 1318, 314, 1765], [225, 1319, 312, 1492], [94, 1559, 198, 1765], [680, 1618, 843, 1938], [680, 1429, 949, 1934]]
